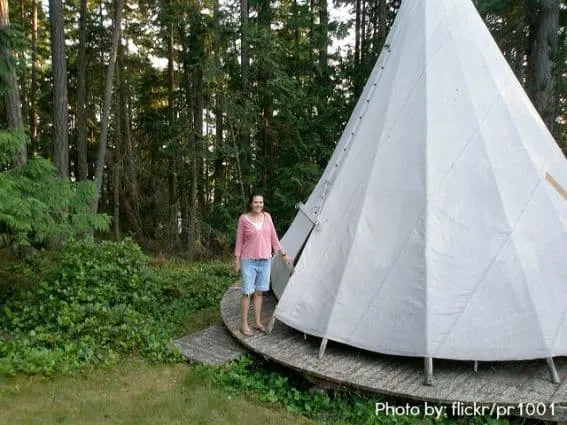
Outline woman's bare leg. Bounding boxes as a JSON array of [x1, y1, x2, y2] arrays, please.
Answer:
[[253, 291, 265, 331], [241, 294, 252, 335]]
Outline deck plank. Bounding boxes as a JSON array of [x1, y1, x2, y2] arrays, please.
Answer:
[[174, 320, 248, 365], [220, 287, 567, 420]]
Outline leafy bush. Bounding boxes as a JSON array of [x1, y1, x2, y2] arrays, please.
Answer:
[[0, 239, 233, 376], [145, 259, 234, 333], [0, 156, 109, 251], [199, 355, 513, 425]]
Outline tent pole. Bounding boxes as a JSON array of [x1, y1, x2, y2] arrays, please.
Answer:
[[424, 357, 433, 386], [546, 357, 561, 384], [267, 317, 276, 334], [318, 338, 328, 359], [474, 361, 478, 373]]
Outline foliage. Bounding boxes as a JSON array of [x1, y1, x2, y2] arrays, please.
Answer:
[[145, 257, 234, 330], [0, 129, 26, 164], [0, 239, 233, 376], [7, 0, 567, 258], [198, 355, 515, 425], [0, 155, 110, 251]]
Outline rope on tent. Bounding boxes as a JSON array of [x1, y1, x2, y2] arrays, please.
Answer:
[[424, 357, 433, 386], [545, 172, 567, 200], [318, 338, 328, 359], [546, 357, 561, 384]]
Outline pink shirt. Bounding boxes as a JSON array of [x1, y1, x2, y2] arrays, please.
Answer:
[[234, 212, 283, 259]]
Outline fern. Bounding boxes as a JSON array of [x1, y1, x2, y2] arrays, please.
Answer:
[[0, 130, 110, 250]]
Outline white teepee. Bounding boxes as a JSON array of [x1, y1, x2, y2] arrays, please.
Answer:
[[269, 0, 567, 378]]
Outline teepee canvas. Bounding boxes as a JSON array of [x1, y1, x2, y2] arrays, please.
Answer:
[[269, 0, 567, 373]]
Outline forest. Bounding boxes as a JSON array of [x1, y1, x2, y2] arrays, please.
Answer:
[[1, 1, 566, 422], [1, 0, 565, 260]]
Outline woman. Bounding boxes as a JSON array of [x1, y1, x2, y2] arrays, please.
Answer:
[[234, 193, 291, 336]]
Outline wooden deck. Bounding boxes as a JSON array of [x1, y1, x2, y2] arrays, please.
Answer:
[[174, 319, 248, 365], [220, 287, 567, 421]]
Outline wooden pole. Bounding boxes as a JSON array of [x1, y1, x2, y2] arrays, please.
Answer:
[[547, 357, 561, 384], [318, 338, 328, 359], [267, 316, 276, 333], [424, 357, 433, 385]]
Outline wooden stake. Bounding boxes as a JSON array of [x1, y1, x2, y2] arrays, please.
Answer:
[[318, 338, 328, 359], [547, 357, 561, 384], [424, 357, 433, 385], [267, 317, 275, 334]]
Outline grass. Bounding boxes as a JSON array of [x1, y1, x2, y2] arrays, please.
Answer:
[[0, 358, 320, 425], [0, 301, 325, 425], [180, 306, 223, 335]]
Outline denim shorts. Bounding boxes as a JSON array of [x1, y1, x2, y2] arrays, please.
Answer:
[[240, 258, 271, 295]]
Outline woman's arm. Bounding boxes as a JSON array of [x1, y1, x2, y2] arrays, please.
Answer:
[[267, 213, 290, 262], [234, 216, 244, 272]]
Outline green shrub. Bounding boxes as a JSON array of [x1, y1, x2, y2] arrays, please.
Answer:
[[0, 239, 233, 376], [146, 260, 233, 332], [199, 355, 513, 425], [0, 156, 109, 252]]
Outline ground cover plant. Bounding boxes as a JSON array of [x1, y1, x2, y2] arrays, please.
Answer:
[[0, 238, 232, 376], [198, 354, 521, 425]]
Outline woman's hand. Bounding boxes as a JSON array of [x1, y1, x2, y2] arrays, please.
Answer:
[[282, 254, 293, 264], [233, 257, 240, 274]]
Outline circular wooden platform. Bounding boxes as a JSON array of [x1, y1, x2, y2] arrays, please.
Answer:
[[220, 287, 567, 421]]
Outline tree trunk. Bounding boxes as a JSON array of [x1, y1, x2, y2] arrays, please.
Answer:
[[187, 155, 198, 261], [354, 0, 362, 95], [378, 0, 387, 41], [213, 92, 225, 204], [187, 8, 204, 262], [212, 0, 225, 204], [19, 1, 27, 125], [318, 0, 329, 85], [258, 0, 273, 192], [77, 0, 88, 181], [167, 6, 178, 251], [113, 59, 122, 242], [113, 156, 120, 241], [92, 0, 124, 213], [361, 0, 367, 64], [524, 0, 538, 100], [49, 0, 69, 178], [119, 41, 144, 244], [239, 0, 250, 189], [0, 0, 27, 168], [30, 0, 38, 151], [533, 0, 559, 134]]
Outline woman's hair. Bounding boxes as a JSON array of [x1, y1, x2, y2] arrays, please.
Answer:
[[245, 193, 264, 212]]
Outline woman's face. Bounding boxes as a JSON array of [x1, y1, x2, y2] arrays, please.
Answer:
[[251, 196, 264, 213]]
